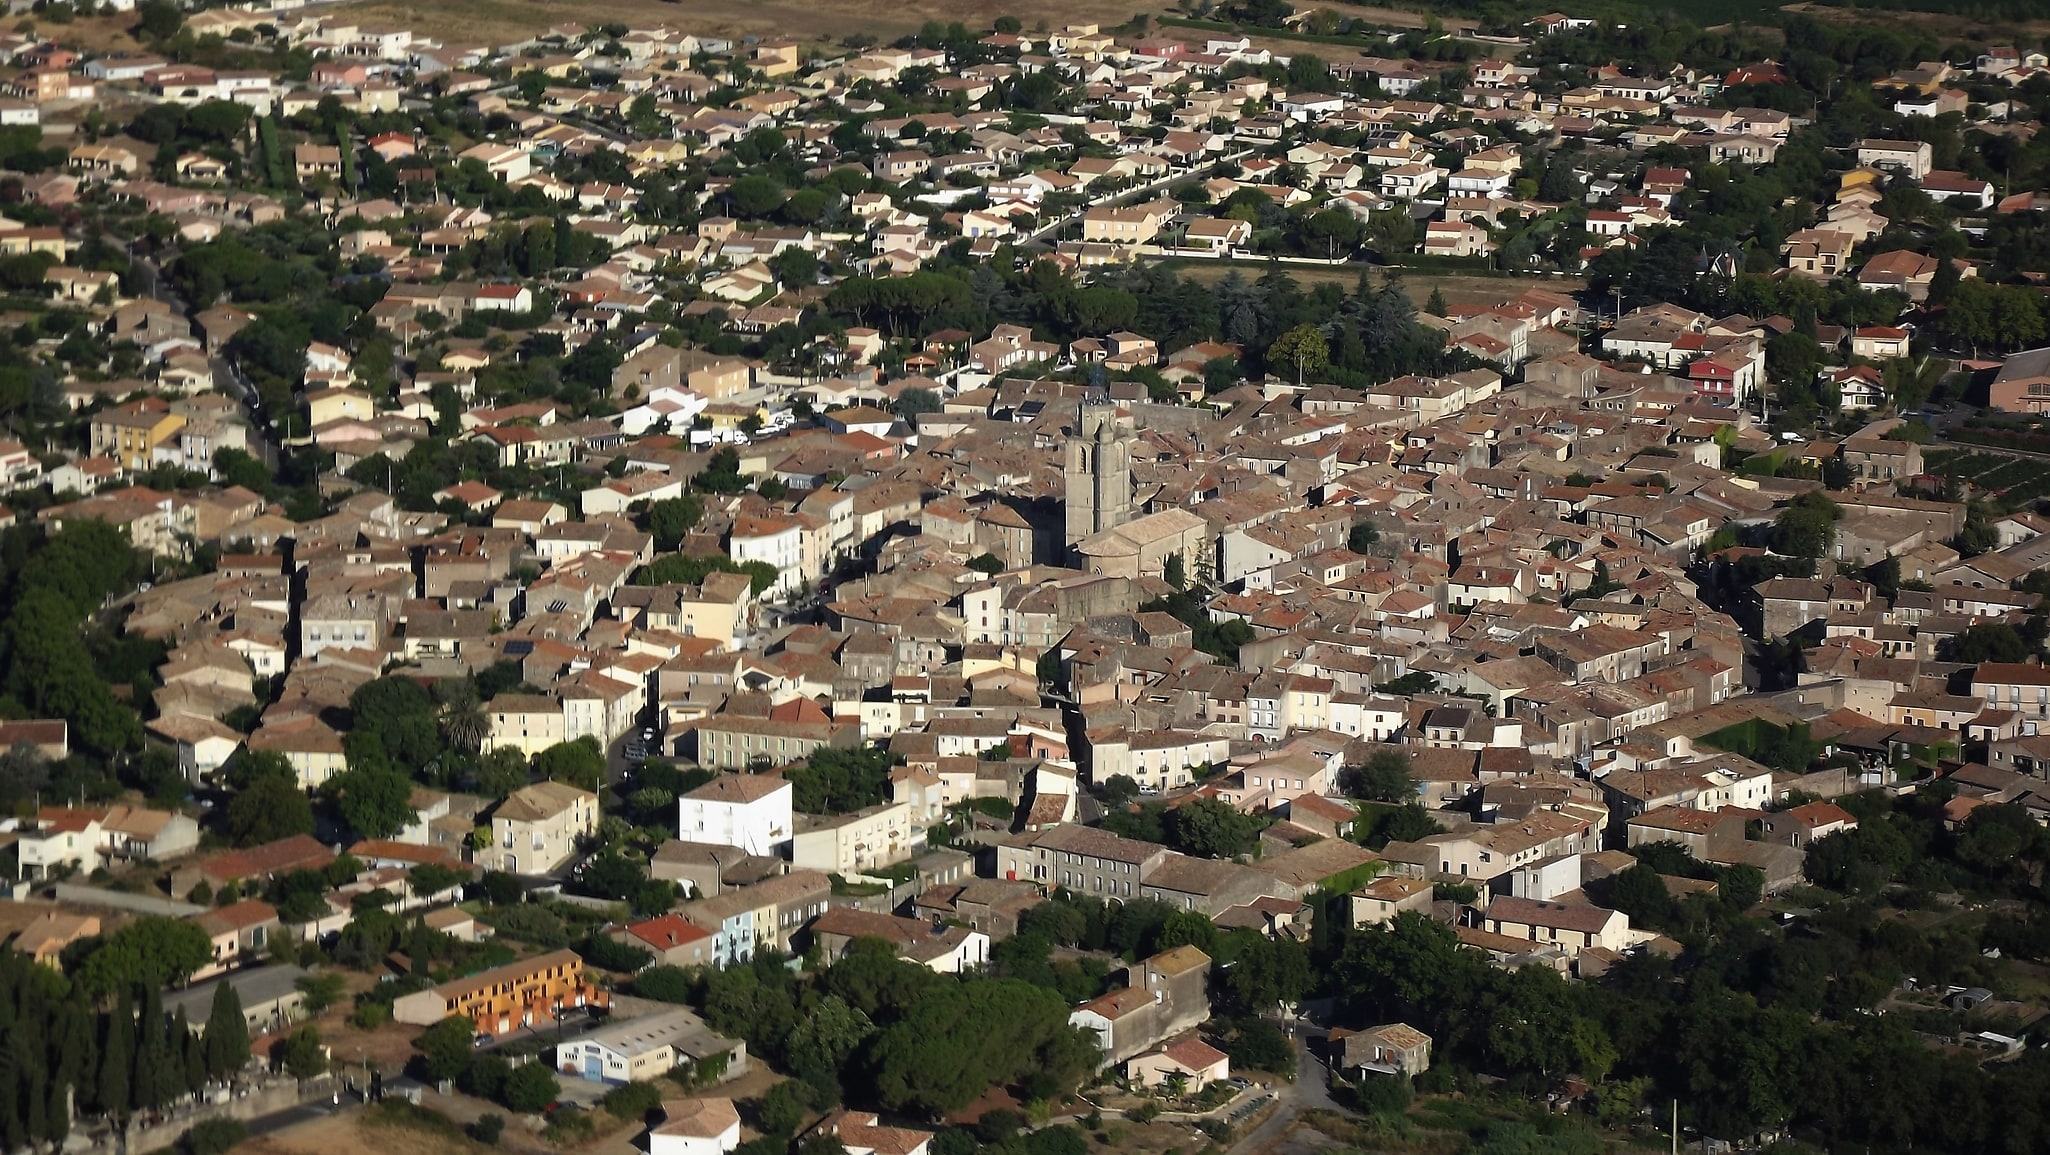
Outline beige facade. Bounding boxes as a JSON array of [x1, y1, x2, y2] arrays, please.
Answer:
[[791, 800, 918, 874], [490, 781, 598, 874]]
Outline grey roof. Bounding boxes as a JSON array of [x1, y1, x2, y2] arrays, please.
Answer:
[[166, 964, 311, 1025]]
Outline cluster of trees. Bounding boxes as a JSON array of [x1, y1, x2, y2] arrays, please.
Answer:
[[783, 746, 900, 814], [647, 944, 1098, 1118], [0, 520, 149, 762], [0, 944, 258, 1147], [1100, 795, 1271, 859], [413, 1017, 558, 1113]]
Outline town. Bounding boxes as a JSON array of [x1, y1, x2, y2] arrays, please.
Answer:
[[0, 1, 2049, 1154]]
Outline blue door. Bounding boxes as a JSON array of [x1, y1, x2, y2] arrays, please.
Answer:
[[584, 1055, 601, 1080]]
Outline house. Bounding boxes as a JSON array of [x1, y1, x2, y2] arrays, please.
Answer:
[[1856, 139, 1934, 180], [392, 948, 609, 1033], [165, 964, 311, 1040], [1851, 326, 1912, 360], [805, 907, 990, 972], [810, 1112, 933, 1155], [1754, 801, 1857, 847], [1987, 347, 2050, 415], [556, 1005, 745, 1084], [1478, 896, 1630, 957], [1126, 1037, 1230, 1090], [489, 781, 598, 874], [9, 910, 99, 966], [612, 914, 716, 968], [647, 1098, 742, 1155], [1328, 1022, 1431, 1077], [14, 805, 200, 877], [190, 899, 280, 979], [791, 801, 918, 875], [484, 693, 567, 756], [1350, 876, 1434, 927], [1069, 945, 1211, 1064], [676, 773, 793, 856]]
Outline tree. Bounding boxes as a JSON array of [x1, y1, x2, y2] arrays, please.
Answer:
[[206, 979, 250, 1078], [79, 917, 213, 995], [274, 1027, 326, 1080], [1769, 491, 1839, 560], [894, 387, 942, 418], [1267, 324, 1329, 385], [136, 0, 182, 40], [646, 495, 705, 551], [473, 747, 530, 799], [327, 764, 419, 840], [1167, 796, 1262, 859], [500, 1061, 558, 1113], [347, 677, 440, 775], [728, 175, 787, 218], [1345, 752, 1416, 803], [965, 553, 1005, 575], [100, 987, 133, 1119], [226, 775, 314, 845], [533, 738, 605, 792], [415, 1015, 475, 1082], [436, 678, 489, 753], [1163, 552, 1186, 590]]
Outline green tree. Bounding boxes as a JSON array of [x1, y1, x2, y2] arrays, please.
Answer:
[[136, 0, 182, 39], [1267, 324, 1329, 385], [415, 1015, 476, 1082], [1344, 751, 1415, 802], [646, 495, 705, 551], [533, 738, 605, 792], [205, 980, 250, 1078], [500, 1061, 558, 1113], [1768, 491, 1839, 560], [275, 1027, 326, 1080], [326, 764, 419, 840], [226, 774, 315, 845], [473, 747, 530, 798], [1167, 797, 1261, 859], [346, 677, 440, 775], [78, 917, 213, 995]]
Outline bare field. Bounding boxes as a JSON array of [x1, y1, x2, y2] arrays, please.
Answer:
[[337, 0, 1168, 45], [1777, 2, 2050, 41]]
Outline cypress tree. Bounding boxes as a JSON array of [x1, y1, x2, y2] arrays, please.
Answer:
[[205, 981, 249, 1078], [133, 983, 166, 1111], [0, 1033, 25, 1153], [41, 1076, 69, 1147], [179, 1011, 206, 1096], [98, 988, 131, 1121], [24, 1038, 47, 1148]]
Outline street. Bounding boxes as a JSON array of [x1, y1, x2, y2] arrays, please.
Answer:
[[1226, 1026, 1339, 1155]]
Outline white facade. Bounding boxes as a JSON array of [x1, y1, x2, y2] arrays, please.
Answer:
[[677, 777, 795, 856]]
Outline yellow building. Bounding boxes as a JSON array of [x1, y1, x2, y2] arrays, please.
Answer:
[[391, 948, 608, 1033], [89, 405, 186, 472]]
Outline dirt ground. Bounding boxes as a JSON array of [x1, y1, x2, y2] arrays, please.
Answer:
[[336, 0, 1169, 46], [1172, 261, 1587, 311]]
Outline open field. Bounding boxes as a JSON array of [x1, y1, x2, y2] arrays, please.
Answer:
[[1169, 260, 1587, 311], [337, 0, 1170, 45]]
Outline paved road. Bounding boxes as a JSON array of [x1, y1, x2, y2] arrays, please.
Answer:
[[1227, 1026, 1339, 1155]]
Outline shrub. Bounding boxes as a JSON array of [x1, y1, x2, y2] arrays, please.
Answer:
[[467, 1114, 505, 1145], [602, 1080, 667, 1120], [179, 1118, 249, 1155]]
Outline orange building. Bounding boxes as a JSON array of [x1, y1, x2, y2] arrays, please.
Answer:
[[391, 948, 609, 1034]]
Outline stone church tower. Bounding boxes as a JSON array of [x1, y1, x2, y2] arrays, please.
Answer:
[[1064, 403, 1133, 549]]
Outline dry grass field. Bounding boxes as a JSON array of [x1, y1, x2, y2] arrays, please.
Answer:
[[1173, 261, 1588, 312]]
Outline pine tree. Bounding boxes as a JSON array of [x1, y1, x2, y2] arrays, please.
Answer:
[[24, 1038, 48, 1148], [206, 981, 249, 1079], [98, 988, 131, 1121]]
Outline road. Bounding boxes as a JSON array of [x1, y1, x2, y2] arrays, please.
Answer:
[[131, 248, 282, 470], [1227, 1026, 1339, 1155], [1024, 148, 1257, 247]]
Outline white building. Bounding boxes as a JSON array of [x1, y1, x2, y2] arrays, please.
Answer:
[[676, 774, 795, 856], [648, 1099, 741, 1155]]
